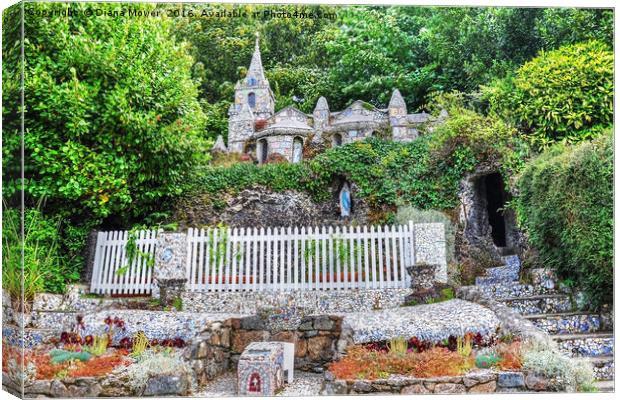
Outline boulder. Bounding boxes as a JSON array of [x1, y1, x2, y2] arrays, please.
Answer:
[[143, 374, 190, 396]]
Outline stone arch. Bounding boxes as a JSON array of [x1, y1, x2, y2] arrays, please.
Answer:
[[332, 133, 343, 147], [292, 137, 304, 163], [459, 170, 519, 253]]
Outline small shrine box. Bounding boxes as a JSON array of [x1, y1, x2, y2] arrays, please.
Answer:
[[237, 342, 285, 396]]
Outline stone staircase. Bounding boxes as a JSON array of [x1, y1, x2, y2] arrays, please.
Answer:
[[474, 255, 614, 392]]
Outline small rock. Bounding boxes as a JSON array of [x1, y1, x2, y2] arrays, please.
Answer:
[[401, 384, 430, 394], [240, 315, 265, 330], [469, 380, 497, 393], [25, 380, 52, 394], [313, 316, 334, 331], [307, 336, 333, 361], [143, 374, 190, 396], [497, 371, 525, 388], [351, 380, 372, 393], [299, 318, 314, 331], [525, 373, 551, 391], [49, 380, 68, 397], [322, 380, 348, 395], [433, 383, 466, 393], [324, 371, 335, 382]]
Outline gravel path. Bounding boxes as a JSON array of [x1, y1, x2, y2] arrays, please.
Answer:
[[193, 371, 324, 397], [344, 298, 501, 343]]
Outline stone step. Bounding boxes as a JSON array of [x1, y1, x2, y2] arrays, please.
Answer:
[[478, 283, 563, 299], [552, 332, 614, 358], [501, 254, 521, 269], [499, 294, 572, 315], [482, 265, 519, 281], [475, 255, 521, 286], [592, 380, 614, 393], [475, 276, 517, 286], [525, 312, 603, 334], [581, 355, 614, 381]]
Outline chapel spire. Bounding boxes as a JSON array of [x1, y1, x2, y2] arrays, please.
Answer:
[[248, 32, 266, 82]]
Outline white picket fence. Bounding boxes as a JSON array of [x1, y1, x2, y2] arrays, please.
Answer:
[[90, 222, 424, 295], [89, 229, 159, 295], [186, 223, 416, 292]]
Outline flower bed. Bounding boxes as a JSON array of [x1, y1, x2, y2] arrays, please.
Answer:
[[2, 314, 193, 397], [326, 332, 596, 393], [329, 333, 521, 381]]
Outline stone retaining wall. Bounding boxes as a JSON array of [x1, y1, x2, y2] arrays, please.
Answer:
[[184, 314, 343, 386], [321, 370, 568, 395], [2, 370, 191, 398]]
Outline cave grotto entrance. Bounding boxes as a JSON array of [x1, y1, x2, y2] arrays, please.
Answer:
[[482, 172, 507, 247]]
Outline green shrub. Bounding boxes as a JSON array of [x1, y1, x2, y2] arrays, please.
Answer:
[[49, 349, 92, 364], [514, 131, 612, 308], [523, 349, 594, 391], [486, 41, 613, 147]]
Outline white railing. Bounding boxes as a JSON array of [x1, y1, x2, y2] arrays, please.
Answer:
[[89, 221, 441, 295], [186, 222, 416, 292], [89, 229, 159, 295]]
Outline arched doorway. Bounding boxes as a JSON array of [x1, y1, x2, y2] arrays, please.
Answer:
[[332, 133, 342, 147], [292, 137, 303, 163], [248, 92, 256, 109], [257, 139, 268, 164]]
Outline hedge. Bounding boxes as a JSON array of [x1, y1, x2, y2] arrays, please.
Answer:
[[514, 131, 613, 308]]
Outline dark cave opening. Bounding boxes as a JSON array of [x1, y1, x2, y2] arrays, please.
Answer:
[[484, 173, 507, 247]]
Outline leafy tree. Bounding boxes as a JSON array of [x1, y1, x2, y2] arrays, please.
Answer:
[[485, 41, 613, 147], [535, 8, 613, 49], [3, 2, 209, 220]]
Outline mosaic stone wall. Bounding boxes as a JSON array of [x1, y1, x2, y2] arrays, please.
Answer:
[[413, 223, 448, 282], [182, 288, 411, 314]]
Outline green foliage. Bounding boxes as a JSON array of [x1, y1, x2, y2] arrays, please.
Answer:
[[514, 131, 612, 308], [426, 288, 455, 304], [485, 41, 613, 147], [84, 335, 109, 357], [387, 337, 408, 356], [3, 2, 209, 219], [1, 205, 78, 305], [131, 331, 150, 358], [116, 226, 155, 276], [172, 297, 183, 312], [49, 349, 92, 364], [427, 95, 530, 176], [173, 5, 613, 129], [535, 8, 613, 49]]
